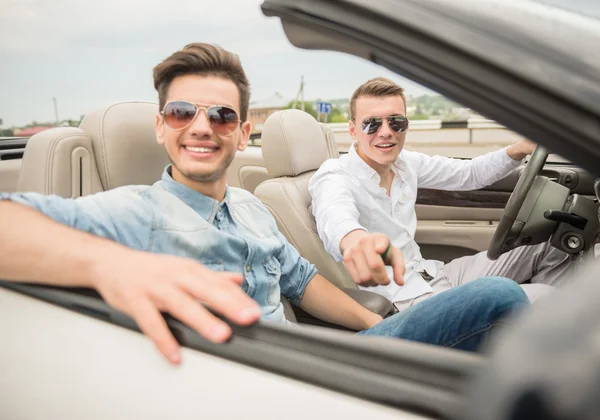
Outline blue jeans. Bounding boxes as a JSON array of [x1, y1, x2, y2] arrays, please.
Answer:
[[357, 276, 530, 352]]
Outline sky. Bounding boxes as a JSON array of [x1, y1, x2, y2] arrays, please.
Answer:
[[0, 0, 434, 127]]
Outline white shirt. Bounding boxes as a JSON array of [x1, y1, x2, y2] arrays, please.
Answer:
[[308, 143, 522, 303]]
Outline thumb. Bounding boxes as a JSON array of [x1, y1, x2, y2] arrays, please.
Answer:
[[374, 235, 390, 255], [389, 247, 405, 286]]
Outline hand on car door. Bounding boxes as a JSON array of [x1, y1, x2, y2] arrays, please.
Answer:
[[93, 250, 261, 365]]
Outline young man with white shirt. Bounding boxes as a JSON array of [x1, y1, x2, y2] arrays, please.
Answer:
[[309, 77, 571, 310]]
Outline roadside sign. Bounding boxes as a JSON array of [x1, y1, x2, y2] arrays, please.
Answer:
[[316, 102, 332, 114]]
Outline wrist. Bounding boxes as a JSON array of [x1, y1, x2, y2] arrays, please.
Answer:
[[83, 242, 135, 290], [506, 144, 527, 161], [363, 312, 384, 329]]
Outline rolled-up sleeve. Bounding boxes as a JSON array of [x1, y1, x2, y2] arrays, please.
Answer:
[[275, 232, 318, 306], [309, 166, 366, 261], [0, 189, 152, 251], [404, 147, 522, 191]]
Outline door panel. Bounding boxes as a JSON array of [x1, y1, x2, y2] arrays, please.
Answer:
[[417, 189, 509, 209], [414, 221, 495, 262], [415, 162, 597, 261]]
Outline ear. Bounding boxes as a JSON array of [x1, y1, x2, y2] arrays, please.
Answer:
[[349, 119, 357, 138], [155, 114, 165, 145], [237, 121, 252, 152]]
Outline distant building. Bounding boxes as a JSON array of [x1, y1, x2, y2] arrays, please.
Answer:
[[248, 93, 289, 132], [14, 126, 55, 137]]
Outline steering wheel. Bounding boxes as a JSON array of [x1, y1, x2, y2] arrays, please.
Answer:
[[487, 145, 549, 260]]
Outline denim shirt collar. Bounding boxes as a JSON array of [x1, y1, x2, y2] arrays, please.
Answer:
[[347, 142, 407, 184], [159, 166, 230, 222]]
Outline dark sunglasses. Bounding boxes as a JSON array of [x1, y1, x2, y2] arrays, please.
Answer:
[[161, 101, 241, 135], [361, 115, 409, 135]]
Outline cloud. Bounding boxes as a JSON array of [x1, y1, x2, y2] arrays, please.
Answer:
[[0, 0, 436, 127], [0, 0, 267, 53]]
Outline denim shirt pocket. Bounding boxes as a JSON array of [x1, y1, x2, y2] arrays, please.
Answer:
[[263, 256, 282, 306]]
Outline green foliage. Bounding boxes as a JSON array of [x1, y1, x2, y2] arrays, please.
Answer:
[[408, 94, 465, 120], [0, 128, 14, 136], [328, 106, 347, 123], [285, 101, 318, 119], [286, 101, 349, 123]]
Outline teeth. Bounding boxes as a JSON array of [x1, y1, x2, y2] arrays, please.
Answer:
[[186, 146, 216, 153], [376, 143, 394, 148]]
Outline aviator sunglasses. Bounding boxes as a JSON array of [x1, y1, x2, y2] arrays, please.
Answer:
[[360, 115, 409, 135], [161, 100, 241, 135]]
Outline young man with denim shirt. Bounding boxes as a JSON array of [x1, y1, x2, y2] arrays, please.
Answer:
[[0, 45, 529, 365], [309, 77, 571, 312]]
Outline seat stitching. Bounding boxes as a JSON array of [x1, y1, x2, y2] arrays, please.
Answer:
[[281, 180, 316, 232], [45, 135, 60, 194], [98, 102, 128, 190], [263, 202, 298, 249], [277, 112, 296, 176], [49, 132, 93, 194]]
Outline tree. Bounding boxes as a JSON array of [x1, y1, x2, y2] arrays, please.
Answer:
[[285, 101, 318, 119], [328, 106, 348, 123], [0, 128, 14, 136]]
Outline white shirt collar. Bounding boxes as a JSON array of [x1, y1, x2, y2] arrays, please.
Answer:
[[347, 142, 407, 184]]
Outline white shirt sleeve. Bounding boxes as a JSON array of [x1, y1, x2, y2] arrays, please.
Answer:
[[403, 147, 522, 191], [308, 167, 367, 261]]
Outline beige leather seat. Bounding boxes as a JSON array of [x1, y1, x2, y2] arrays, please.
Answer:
[[254, 109, 356, 290], [17, 101, 169, 196]]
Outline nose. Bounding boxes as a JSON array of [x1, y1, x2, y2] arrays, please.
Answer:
[[187, 108, 213, 137], [377, 118, 394, 138]]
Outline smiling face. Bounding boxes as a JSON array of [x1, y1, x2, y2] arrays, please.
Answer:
[[155, 74, 251, 190], [349, 94, 408, 171]]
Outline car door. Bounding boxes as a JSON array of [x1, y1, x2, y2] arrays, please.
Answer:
[[0, 281, 478, 420]]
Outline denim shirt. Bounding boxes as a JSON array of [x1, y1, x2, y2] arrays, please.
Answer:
[[0, 167, 318, 324]]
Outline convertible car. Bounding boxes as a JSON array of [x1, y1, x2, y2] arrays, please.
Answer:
[[1, 1, 600, 419]]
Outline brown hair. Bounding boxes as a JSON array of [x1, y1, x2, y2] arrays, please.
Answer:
[[349, 77, 406, 120], [153, 43, 251, 121]]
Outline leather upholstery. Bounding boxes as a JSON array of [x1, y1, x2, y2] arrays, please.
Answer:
[[261, 109, 331, 178], [79, 102, 168, 190], [17, 101, 168, 197], [17, 127, 103, 196], [255, 110, 356, 290]]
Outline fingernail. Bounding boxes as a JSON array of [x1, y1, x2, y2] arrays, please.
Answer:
[[169, 351, 181, 364], [211, 324, 230, 341], [240, 307, 261, 320]]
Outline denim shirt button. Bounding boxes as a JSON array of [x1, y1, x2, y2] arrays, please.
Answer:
[[245, 265, 251, 272]]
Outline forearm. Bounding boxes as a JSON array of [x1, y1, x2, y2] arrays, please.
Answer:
[[298, 274, 382, 330], [0, 201, 131, 288]]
